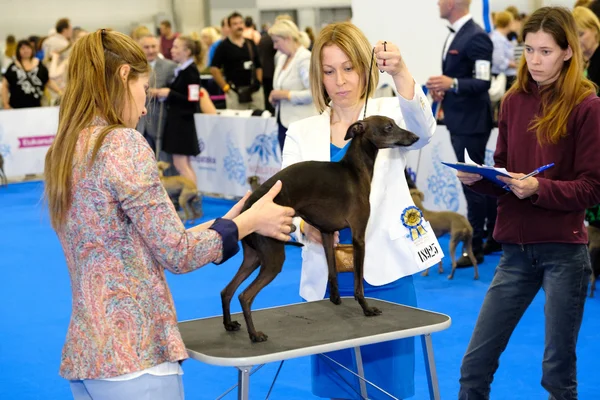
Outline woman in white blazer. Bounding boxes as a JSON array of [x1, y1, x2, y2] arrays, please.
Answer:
[[268, 20, 318, 150], [281, 22, 438, 400]]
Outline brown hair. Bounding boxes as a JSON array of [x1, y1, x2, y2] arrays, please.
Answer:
[[309, 22, 378, 113], [56, 18, 70, 34], [44, 29, 150, 230], [15, 40, 35, 63], [506, 7, 596, 144], [178, 35, 205, 69], [494, 11, 514, 29]]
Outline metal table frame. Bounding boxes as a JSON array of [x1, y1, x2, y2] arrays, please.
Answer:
[[180, 298, 451, 399]]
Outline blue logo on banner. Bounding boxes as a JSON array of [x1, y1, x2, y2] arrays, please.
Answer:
[[247, 133, 279, 165], [426, 143, 460, 212], [223, 135, 246, 185], [198, 137, 205, 154]]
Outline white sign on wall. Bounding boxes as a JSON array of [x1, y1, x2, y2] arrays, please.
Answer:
[[0, 107, 59, 178]]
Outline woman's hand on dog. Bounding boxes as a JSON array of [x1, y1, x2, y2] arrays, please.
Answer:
[[302, 222, 340, 246], [457, 171, 483, 186], [234, 180, 296, 242]]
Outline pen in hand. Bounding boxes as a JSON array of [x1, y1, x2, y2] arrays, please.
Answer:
[[502, 163, 555, 190]]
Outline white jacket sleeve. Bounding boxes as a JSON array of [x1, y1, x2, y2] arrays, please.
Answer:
[[289, 55, 312, 105], [397, 81, 436, 150]]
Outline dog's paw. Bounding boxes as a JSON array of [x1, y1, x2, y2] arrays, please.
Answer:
[[363, 307, 382, 316], [330, 294, 342, 305], [250, 331, 268, 342], [421, 270, 429, 277], [473, 274, 479, 280], [447, 274, 454, 280], [224, 321, 241, 331]]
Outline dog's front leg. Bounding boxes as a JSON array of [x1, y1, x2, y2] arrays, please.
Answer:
[[352, 234, 381, 316], [321, 232, 341, 305]]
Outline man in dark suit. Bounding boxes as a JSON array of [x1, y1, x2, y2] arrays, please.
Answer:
[[427, 0, 498, 266], [137, 34, 176, 166]]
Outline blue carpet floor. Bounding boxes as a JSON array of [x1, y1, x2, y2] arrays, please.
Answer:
[[1, 181, 599, 399]]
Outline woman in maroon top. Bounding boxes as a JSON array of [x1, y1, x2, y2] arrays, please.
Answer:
[[457, 7, 600, 400]]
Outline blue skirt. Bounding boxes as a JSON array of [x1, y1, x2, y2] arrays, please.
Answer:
[[311, 272, 416, 399]]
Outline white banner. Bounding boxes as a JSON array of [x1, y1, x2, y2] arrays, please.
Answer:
[[405, 126, 499, 216], [0, 107, 59, 178], [193, 114, 281, 198]]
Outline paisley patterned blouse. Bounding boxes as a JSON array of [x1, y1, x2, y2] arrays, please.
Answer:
[[57, 118, 239, 380]]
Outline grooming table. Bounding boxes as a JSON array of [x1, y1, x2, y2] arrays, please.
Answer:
[[179, 298, 451, 400]]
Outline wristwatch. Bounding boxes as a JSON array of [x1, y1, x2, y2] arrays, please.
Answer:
[[450, 78, 459, 93]]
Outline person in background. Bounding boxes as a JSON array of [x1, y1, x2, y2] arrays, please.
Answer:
[[305, 27, 315, 51], [457, 7, 600, 399], [211, 11, 264, 111], [159, 20, 179, 60], [243, 16, 261, 45], [491, 11, 518, 90], [1, 35, 16, 74], [268, 19, 316, 150], [136, 33, 176, 154], [427, 0, 499, 265], [208, 18, 229, 67], [200, 27, 220, 66], [132, 25, 152, 42], [2, 40, 61, 109], [282, 21, 437, 400], [573, 6, 600, 86], [153, 36, 216, 187], [43, 18, 72, 59], [43, 28, 295, 400], [573, 5, 600, 249]]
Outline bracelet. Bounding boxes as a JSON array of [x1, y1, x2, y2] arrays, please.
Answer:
[[299, 219, 305, 234], [223, 84, 230, 92]]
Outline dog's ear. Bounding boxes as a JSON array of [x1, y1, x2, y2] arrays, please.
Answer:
[[344, 121, 365, 140]]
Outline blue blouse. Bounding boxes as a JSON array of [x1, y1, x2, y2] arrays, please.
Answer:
[[330, 142, 353, 244]]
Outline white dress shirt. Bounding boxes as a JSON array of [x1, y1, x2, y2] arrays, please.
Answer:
[[443, 13, 473, 60]]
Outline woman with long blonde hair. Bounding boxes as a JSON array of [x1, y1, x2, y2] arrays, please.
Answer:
[[44, 29, 294, 399], [457, 7, 600, 399]]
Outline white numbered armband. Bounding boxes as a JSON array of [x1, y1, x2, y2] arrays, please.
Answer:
[[474, 60, 491, 81], [188, 84, 200, 101]]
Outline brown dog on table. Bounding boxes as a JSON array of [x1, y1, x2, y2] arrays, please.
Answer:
[[410, 188, 479, 280], [220, 115, 420, 342], [157, 161, 202, 223]]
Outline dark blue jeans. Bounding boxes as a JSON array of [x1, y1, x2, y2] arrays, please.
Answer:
[[459, 243, 591, 400]]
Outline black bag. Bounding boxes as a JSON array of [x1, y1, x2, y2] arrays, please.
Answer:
[[236, 85, 253, 103]]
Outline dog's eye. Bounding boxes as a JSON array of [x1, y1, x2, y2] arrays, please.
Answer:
[[386, 124, 393, 132]]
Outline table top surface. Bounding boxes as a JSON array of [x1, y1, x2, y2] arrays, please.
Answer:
[[179, 298, 451, 367]]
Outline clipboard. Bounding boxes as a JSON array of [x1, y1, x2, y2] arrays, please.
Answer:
[[442, 162, 511, 188]]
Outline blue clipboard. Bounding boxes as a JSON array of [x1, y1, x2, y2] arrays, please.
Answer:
[[442, 162, 511, 188]]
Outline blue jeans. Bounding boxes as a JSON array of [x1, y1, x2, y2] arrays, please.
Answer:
[[459, 243, 591, 400], [70, 374, 184, 400]]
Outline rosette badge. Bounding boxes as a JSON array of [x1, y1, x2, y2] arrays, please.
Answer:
[[401, 206, 427, 241]]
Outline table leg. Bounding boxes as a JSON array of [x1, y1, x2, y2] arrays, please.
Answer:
[[237, 365, 252, 400], [421, 334, 441, 400], [353, 347, 368, 399]]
